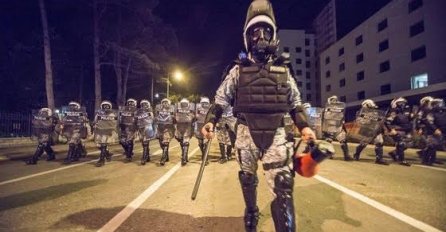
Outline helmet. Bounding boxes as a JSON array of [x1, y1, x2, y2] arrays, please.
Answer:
[[431, 98, 444, 108], [391, 97, 407, 109], [420, 96, 433, 106], [140, 99, 151, 109], [126, 98, 137, 107], [302, 103, 311, 109], [361, 99, 377, 108], [200, 97, 210, 104], [243, 0, 278, 61], [327, 95, 338, 104], [68, 101, 81, 110], [161, 98, 171, 106], [39, 107, 52, 117], [100, 100, 112, 110], [180, 98, 190, 108]]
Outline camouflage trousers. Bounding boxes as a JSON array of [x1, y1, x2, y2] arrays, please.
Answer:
[[119, 127, 136, 144], [68, 129, 82, 145], [157, 124, 174, 144], [37, 133, 52, 145], [235, 124, 293, 198], [175, 123, 193, 143], [216, 124, 231, 145], [138, 126, 156, 143], [324, 129, 347, 143]]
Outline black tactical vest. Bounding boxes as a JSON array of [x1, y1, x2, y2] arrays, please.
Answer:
[[233, 60, 291, 151], [433, 107, 446, 132]]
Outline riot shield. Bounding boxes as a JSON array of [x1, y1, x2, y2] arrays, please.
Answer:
[[155, 104, 174, 125], [31, 109, 54, 142], [322, 102, 345, 136], [175, 102, 195, 123], [61, 107, 87, 139], [118, 106, 137, 138], [136, 108, 156, 140], [94, 109, 118, 144], [347, 108, 386, 143], [305, 107, 323, 139]]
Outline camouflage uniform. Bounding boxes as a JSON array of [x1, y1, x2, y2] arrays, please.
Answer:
[[26, 108, 58, 165], [137, 100, 156, 165], [420, 99, 446, 165], [93, 101, 117, 167], [216, 106, 237, 163], [174, 99, 195, 166], [155, 99, 175, 165], [60, 102, 89, 164], [194, 98, 212, 163]]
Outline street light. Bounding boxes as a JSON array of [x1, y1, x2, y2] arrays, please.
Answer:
[[166, 70, 183, 98]]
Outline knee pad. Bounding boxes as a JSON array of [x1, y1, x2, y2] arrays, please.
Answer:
[[238, 171, 258, 187], [274, 171, 294, 193]]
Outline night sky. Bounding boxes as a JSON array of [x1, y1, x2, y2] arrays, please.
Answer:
[[0, 0, 390, 112]]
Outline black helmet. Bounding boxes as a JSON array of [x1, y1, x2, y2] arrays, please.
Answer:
[[243, 0, 278, 61]]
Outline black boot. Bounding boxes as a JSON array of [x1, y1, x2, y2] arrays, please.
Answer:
[[341, 142, 353, 161], [425, 146, 436, 166], [44, 144, 56, 161], [160, 144, 169, 166], [27, 144, 44, 165], [239, 171, 259, 232], [354, 143, 366, 161], [181, 143, 189, 166], [126, 141, 134, 162], [219, 143, 227, 164], [141, 143, 150, 165], [388, 149, 397, 161], [271, 171, 296, 232], [64, 143, 76, 164], [72, 144, 81, 162], [374, 144, 388, 165], [96, 145, 106, 167], [396, 142, 410, 166], [80, 142, 87, 158], [226, 145, 233, 160]]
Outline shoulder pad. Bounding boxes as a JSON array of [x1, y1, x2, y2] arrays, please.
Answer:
[[273, 52, 290, 66]]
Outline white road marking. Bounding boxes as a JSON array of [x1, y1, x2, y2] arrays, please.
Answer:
[[314, 175, 442, 232], [412, 164, 446, 172], [98, 147, 200, 232], [0, 145, 178, 186]]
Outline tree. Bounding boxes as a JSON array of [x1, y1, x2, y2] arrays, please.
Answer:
[[93, 0, 102, 110], [39, 0, 55, 109]]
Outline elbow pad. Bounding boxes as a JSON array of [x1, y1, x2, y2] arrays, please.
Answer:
[[204, 104, 224, 125], [289, 105, 310, 131]]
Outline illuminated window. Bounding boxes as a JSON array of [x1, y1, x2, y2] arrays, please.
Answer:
[[411, 73, 428, 89]]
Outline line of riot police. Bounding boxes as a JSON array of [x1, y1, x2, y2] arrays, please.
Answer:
[[303, 95, 445, 166], [27, 97, 225, 167]]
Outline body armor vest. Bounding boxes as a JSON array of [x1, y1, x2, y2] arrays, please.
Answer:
[[156, 105, 174, 125], [233, 60, 291, 151], [393, 108, 412, 132]]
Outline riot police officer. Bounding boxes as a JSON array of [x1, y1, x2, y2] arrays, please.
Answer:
[[175, 98, 195, 166], [421, 98, 445, 165], [201, 1, 331, 231], [194, 97, 212, 164], [216, 105, 237, 163], [385, 97, 413, 166], [322, 95, 353, 161], [137, 99, 156, 165], [415, 96, 433, 160], [119, 98, 138, 162], [93, 101, 117, 167], [61, 101, 89, 164], [352, 99, 388, 165], [155, 98, 175, 166], [26, 108, 58, 165]]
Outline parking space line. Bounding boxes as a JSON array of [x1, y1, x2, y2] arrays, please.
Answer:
[[314, 175, 442, 232], [98, 147, 200, 232], [0, 145, 179, 186]]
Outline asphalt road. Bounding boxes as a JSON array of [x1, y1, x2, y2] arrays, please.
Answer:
[[0, 139, 445, 232]]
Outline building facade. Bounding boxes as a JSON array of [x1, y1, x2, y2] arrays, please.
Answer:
[[278, 29, 316, 105], [319, 0, 446, 114]]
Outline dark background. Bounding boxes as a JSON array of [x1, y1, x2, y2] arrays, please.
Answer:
[[0, 0, 390, 112]]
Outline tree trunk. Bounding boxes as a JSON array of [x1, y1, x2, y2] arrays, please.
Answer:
[[122, 58, 131, 101], [93, 0, 102, 110], [114, 49, 123, 106], [39, 0, 55, 109]]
